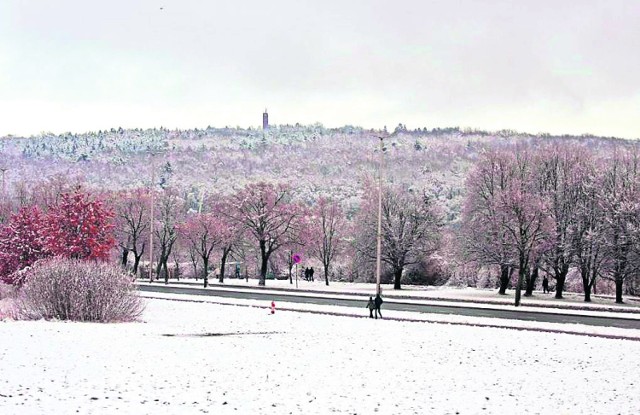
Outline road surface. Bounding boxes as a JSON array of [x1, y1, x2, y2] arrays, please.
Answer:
[[137, 283, 640, 330]]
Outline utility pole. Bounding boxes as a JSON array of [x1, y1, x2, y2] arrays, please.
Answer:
[[376, 136, 384, 296], [149, 156, 156, 282]]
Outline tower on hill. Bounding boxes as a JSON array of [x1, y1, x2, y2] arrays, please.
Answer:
[[263, 109, 269, 130]]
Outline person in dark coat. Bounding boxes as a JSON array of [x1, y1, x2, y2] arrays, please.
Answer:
[[542, 276, 549, 293], [304, 267, 310, 281], [374, 293, 383, 319], [309, 267, 315, 282], [366, 296, 375, 318]]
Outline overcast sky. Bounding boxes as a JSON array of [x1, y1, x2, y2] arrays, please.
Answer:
[[1, 0, 639, 138]]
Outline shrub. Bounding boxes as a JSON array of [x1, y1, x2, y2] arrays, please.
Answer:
[[0, 282, 19, 319], [17, 258, 144, 322]]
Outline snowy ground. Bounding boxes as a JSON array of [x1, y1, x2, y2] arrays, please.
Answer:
[[2, 298, 639, 415], [139, 291, 640, 340]]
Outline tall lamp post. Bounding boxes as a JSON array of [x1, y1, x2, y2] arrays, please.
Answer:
[[375, 135, 385, 296], [148, 152, 160, 283]]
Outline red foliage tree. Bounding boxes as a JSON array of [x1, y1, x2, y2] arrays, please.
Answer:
[[42, 192, 115, 260], [0, 206, 48, 284]]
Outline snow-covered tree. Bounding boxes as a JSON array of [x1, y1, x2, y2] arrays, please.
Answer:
[[308, 197, 348, 286], [224, 182, 303, 286], [43, 191, 115, 261], [357, 181, 442, 290], [0, 206, 48, 284]]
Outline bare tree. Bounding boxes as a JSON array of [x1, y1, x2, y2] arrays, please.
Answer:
[[461, 149, 517, 294], [155, 190, 180, 284], [310, 197, 347, 286], [114, 189, 149, 276], [598, 147, 640, 303], [224, 182, 302, 286], [358, 183, 442, 290]]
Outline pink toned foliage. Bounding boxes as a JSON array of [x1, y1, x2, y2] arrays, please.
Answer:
[[43, 191, 116, 261], [0, 206, 48, 284], [209, 198, 243, 283], [178, 212, 226, 287], [462, 147, 551, 304]]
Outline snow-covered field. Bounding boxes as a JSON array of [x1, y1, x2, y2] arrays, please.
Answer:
[[1, 298, 639, 415]]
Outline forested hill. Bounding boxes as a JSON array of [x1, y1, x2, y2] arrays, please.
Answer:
[[0, 125, 633, 223]]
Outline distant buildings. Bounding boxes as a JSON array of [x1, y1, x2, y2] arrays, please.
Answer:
[[263, 109, 269, 130]]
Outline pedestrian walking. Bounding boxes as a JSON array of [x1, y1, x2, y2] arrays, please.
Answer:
[[304, 267, 310, 281], [309, 267, 315, 282], [366, 296, 375, 318], [374, 293, 383, 319], [542, 276, 549, 294]]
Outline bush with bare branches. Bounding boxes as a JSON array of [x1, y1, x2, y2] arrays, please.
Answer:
[[17, 258, 144, 322]]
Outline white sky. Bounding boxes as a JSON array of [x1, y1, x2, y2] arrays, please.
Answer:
[[1, 0, 639, 138]]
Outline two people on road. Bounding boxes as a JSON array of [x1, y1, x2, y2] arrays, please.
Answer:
[[366, 294, 384, 319]]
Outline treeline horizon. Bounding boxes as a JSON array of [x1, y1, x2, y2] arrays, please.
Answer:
[[2, 126, 640, 304]]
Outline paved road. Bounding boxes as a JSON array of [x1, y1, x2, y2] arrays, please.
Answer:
[[138, 284, 640, 330]]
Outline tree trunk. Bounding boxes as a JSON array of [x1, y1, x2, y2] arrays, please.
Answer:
[[289, 251, 294, 284], [203, 256, 209, 287], [156, 257, 164, 282], [259, 240, 267, 286], [174, 259, 180, 280], [133, 253, 142, 275], [121, 246, 129, 268], [219, 250, 228, 283], [163, 259, 169, 284], [581, 268, 592, 302], [498, 265, 510, 295], [393, 268, 402, 290], [615, 279, 624, 304], [324, 265, 330, 286], [555, 274, 566, 299], [524, 267, 538, 297], [515, 267, 526, 307]]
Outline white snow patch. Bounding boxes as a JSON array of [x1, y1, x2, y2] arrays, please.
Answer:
[[0, 298, 638, 414]]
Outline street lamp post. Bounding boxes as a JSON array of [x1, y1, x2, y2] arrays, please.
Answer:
[[149, 154, 156, 283], [375, 135, 384, 296]]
